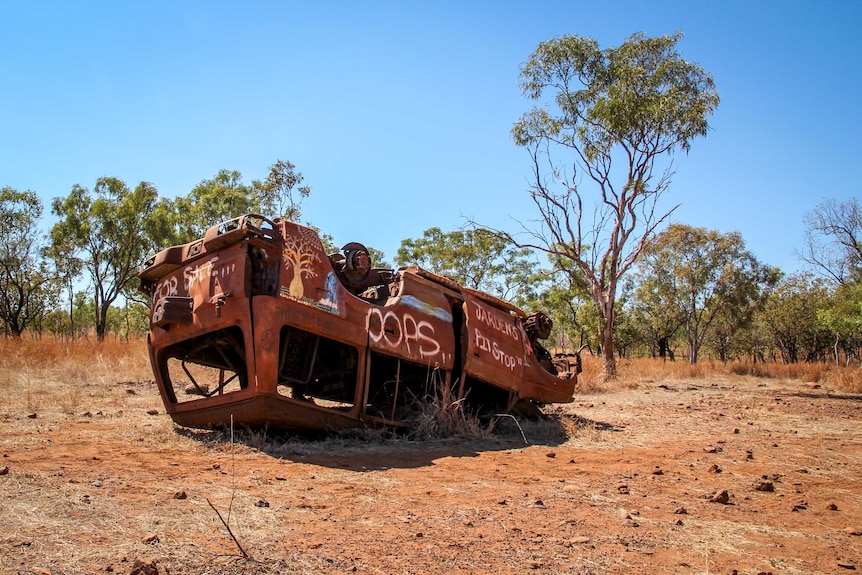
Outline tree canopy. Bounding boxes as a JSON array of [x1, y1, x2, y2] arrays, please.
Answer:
[[505, 31, 720, 379]]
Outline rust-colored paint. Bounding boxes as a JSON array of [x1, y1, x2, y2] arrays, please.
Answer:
[[138, 215, 579, 431]]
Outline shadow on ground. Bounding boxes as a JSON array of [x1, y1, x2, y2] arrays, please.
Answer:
[[174, 411, 623, 470]]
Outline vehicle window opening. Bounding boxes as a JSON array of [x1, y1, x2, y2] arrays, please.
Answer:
[[365, 352, 446, 421], [277, 326, 358, 407], [160, 326, 248, 404]]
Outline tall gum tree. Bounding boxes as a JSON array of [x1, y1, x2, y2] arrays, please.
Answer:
[[51, 177, 159, 341], [505, 32, 719, 380]]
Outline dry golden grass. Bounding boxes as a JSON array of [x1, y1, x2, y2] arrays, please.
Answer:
[[576, 353, 862, 394]]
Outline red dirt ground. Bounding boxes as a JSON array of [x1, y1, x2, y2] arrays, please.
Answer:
[[2, 373, 861, 574]]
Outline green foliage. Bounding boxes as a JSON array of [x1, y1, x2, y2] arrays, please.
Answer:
[[509, 32, 719, 379], [817, 280, 862, 363], [0, 187, 57, 336], [395, 227, 539, 300], [762, 273, 832, 364], [252, 159, 311, 221], [634, 224, 776, 364], [51, 177, 161, 340], [172, 169, 259, 243]]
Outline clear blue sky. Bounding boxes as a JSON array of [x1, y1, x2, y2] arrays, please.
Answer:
[[2, 1, 859, 275]]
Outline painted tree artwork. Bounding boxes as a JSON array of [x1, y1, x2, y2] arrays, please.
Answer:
[[282, 228, 323, 299]]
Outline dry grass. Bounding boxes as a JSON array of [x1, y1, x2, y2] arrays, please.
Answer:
[[575, 352, 862, 394]]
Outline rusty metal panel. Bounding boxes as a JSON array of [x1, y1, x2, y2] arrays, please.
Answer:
[[462, 292, 527, 392], [365, 271, 456, 370], [139, 213, 578, 432]]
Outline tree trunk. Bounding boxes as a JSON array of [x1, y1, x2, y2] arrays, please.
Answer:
[[600, 315, 617, 380]]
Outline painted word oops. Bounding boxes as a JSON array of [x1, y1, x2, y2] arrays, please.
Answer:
[[367, 308, 440, 359]]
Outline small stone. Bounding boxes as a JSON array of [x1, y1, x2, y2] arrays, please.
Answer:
[[827, 503, 839, 511], [146, 409, 159, 415], [746, 451, 754, 460], [709, 463, 722, 474], [528, 560, 543, 569], [617, 484, 629, 494], [792, 500, 808, 512], [546, 451, 556, 458], [0, 465, 8, 476], [652, 467, 664, 475], [27, 413, 37, 419], [755, 482, 774, 492], [733, 428, 740, 434], [126, 389, 137, 395], [674, 506, 687, 515], [569, 536, 591, 544], [255, 499, 270, 508], [843, 527, 862, 536], [129, 559, 159, 575], [172, 491, 187, 500], [142, 534, 160, 545], [710, 490, 730, 504], [674, 518, 684, 526], [837, 561, 857, 570]]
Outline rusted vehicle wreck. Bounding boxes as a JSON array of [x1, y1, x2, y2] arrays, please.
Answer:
[[138, 215, 579, 431]]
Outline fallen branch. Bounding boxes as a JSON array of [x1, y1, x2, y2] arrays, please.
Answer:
[[206, 497, 250, 559]]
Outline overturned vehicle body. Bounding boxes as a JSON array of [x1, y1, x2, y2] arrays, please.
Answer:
[[138, 215, 579, 431]]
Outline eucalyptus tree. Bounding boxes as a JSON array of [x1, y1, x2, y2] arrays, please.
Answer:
[[504, 32, 719, 379], [395, 227, 539, 301], [817, 281, 862, 364], [763, 273, 832, 363], [172, 169, 258, 243], [0, 187, 57, 337], [51, 177, 160, 341], [800, 197, 862, 284], [636, 224, 776, 364], [252, 159, 311, 221]]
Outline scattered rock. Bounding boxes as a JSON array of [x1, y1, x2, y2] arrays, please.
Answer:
[[126, 389, 137, 395], [710, 490, 730, 504], [129, 559, 159, 575], [843, 527, 862, 536], [746, 451, 754, 460], [256, 499, 270, 508], [142, 535, 159, 545], [27, 413, 37, 419], [146, 409, 159, 416], [755, 481, 775, 492], [837, 561, 857, 570], [652, 467, 664, 475], [791, 500, 808, 512], [674, 506, 688, 515], [184, 383, 210, 395], [708, 463, 722, 474], [828, 503, 839, 511], [528, 560, 543, 569], [733, 428, 740, 434], [674, 518, 684, 526], [617, 484, 630, 494], [569, 536, 591, 544], [703, 446, 722, 453], [546, 451, 556, 458], [0, 465, 8, 476], [172, 491, 187, 500]]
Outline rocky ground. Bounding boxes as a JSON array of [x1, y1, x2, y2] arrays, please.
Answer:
[[1, 372, 861, 574]]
